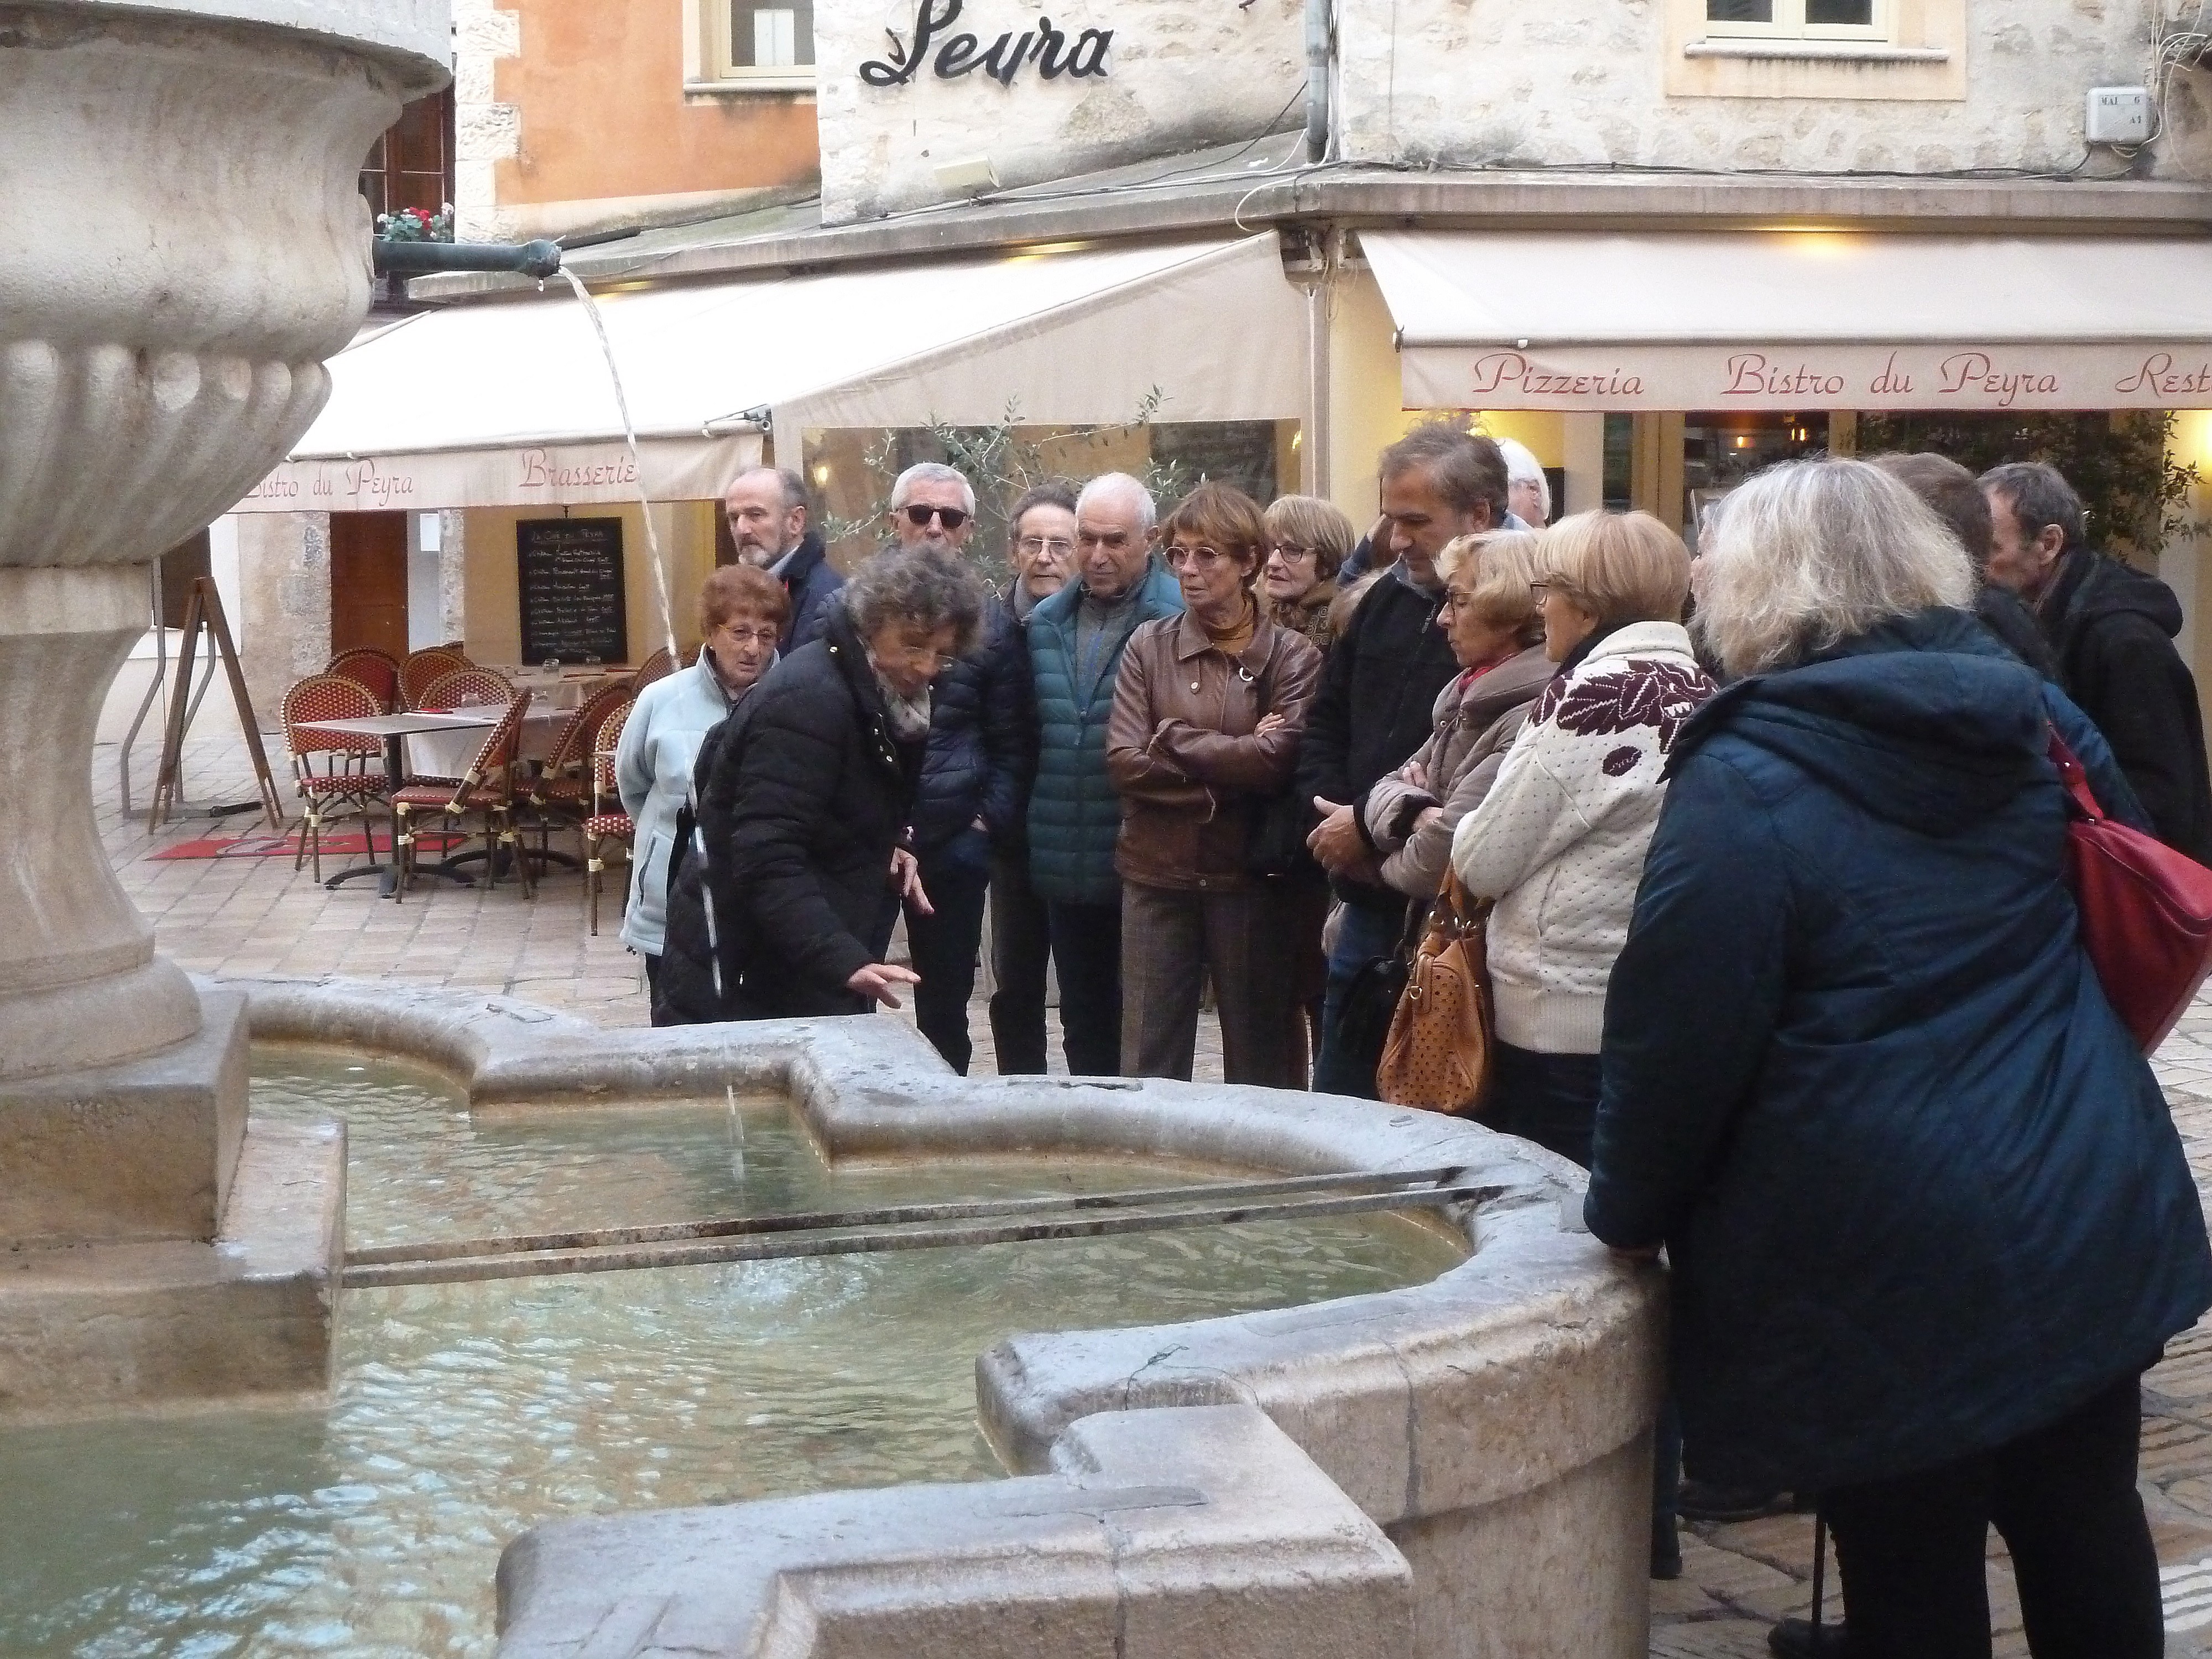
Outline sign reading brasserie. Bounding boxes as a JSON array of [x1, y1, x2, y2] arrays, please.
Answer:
[[861, 0, 1110, 85]]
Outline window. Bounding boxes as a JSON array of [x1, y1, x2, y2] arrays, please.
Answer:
[[703, 0, 815, 84], [1704, 0, 1888, 39]]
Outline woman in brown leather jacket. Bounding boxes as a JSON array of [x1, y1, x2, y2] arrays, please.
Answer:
[[1107, 483, 1323, 1086]]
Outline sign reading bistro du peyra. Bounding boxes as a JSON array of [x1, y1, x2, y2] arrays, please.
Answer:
[[860, 0, 1111, 86]]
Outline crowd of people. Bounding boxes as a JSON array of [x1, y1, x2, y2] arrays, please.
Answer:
[[610, 427, 2212, 1659]]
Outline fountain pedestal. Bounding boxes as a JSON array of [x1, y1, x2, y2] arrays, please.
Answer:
[[0, 0, 445, 1416]]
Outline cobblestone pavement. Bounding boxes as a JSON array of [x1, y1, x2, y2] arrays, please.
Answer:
[[100, 726, 2212, 1655]]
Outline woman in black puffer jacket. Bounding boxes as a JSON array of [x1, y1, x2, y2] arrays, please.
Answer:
[[656, 548, 985, 1023]]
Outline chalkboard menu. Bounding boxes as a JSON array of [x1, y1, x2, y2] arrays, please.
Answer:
[[517, 518, 627, 666]]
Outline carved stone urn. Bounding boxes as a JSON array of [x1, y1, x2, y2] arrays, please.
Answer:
[[0, 0, 445, 1415]]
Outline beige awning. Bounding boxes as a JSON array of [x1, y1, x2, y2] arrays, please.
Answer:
[[1365, 230, 2212, 413], [232, 235, 1307, 513]]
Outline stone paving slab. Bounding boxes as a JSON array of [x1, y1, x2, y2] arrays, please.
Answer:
[[95, 725, 2212, 1655]]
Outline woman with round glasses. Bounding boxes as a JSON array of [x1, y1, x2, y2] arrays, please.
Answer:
[[618, 564, 787, 1005], [1259, 495, 1357, 656], [1107, 482, 1322, 1086]]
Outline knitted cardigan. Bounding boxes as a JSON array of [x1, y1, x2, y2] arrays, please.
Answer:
[[1449, 621, 1714, 1053]]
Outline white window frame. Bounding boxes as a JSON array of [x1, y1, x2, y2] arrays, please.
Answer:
[[693, 0, 815, 92], [1704, 0, 1891, 41]]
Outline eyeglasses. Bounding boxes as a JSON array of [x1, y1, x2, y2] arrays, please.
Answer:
[[1269, 544, 1318, 562], [1166, 544, 1236, 570], [1016, 536, 1074, 557], [878, 638, 957, 671], [712, 623, 781, 649], [899, 504, 969, 530]]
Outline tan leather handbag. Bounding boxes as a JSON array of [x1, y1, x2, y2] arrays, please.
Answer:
[[1378, 873, 1494, 1115]]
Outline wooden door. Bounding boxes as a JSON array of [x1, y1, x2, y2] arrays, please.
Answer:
[[330, 512, 410, 660]]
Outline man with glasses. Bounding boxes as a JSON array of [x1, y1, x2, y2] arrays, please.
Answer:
[[723, 465, 841, 651], [1025, 473, 1184, 1074], [1298, 422, 1507, 1097], [878, 462, 1036, 1074]]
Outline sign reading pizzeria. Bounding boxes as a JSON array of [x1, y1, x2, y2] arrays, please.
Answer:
[[860, 0, 1110, 86]]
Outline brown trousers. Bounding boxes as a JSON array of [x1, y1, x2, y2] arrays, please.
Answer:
[[1120, 880, 1298, 1088]]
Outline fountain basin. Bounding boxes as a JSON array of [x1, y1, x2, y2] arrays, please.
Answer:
[[206, 976, 1663, 1659]]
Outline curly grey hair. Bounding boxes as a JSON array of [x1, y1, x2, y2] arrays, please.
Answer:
[[1694, 457, 1974, 679], [842, 546, 987, 656]]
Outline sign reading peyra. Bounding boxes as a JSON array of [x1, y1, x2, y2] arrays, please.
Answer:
[[861, 0, 1110, 85]]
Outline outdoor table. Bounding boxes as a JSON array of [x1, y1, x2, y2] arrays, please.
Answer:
[[405, 705, 568, 781], [292, 712, 497, 896]]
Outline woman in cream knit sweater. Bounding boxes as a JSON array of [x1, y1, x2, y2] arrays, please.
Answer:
[[1448, 509, 1714, 1168]]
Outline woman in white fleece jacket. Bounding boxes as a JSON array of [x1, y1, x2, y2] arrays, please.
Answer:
[[1449, 509, 1714, 1170]]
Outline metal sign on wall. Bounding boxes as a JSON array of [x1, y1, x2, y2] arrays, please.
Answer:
[[860, 0, 1110, 85]]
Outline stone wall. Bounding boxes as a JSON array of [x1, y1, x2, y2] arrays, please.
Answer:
[[1338, 0, 2211, 179], [813, 0, 1306, 223], [233, 512, 332, 718]]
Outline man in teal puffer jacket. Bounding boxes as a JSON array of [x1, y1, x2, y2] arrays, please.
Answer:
[[1025, 472, 1182, 1074]]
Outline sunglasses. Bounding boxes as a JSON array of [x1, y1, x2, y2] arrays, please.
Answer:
[[899, 505, 969, 530]]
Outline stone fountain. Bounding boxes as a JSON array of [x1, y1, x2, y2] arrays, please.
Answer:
[[0, 0, 446, 1414]]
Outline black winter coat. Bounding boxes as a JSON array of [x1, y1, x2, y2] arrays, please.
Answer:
[[777, 532, 844, 653], [911, 592, 1036, 857], [2039, 549, 2212, 863], [1295, 570, 1460, 906], [654, 609, 924, 1024], [1587, 609, 2210, 1493]]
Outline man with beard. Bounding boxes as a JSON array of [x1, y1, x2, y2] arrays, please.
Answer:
[[723, 465, 841, 651]]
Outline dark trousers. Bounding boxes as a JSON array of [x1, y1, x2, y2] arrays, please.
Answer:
[[1485, 1041, 1601, 1170], [1121, 881, 1297, 1088], [1045, 897, 1122, 1076], [1823, 1371, 2162, 1659], [643, 951, 664, 1018], [1312, 896, 1405, 1099], [987, 849, 1053, 1074], [902, 846, 992, 1075]]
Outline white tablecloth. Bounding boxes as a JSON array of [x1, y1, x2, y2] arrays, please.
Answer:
[[405, 708, 570, 782]]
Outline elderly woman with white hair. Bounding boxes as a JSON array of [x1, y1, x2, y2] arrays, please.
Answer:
[[1585, 457, 2210, 1659]]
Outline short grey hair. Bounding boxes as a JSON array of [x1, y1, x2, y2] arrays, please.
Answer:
[[889, 462, 976, 515], [1694, 457, 1975, 679], [1493, 436, 1552, 523], [727, 463, 809, 514], [1076, 471, 1157, 533], [842, 546, 987, 656], [1980, 461, 2088, 558]]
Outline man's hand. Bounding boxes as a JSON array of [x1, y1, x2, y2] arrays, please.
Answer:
[[847, 962, 922, 1009], [1307, 796, 1365, 874], [889, 848, 933, 916]]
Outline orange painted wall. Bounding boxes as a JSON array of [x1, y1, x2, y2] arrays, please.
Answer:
[[494, 0, 818, 207]]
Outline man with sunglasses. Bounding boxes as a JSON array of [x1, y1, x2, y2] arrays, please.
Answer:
[[877, 462, 1037, 1074]]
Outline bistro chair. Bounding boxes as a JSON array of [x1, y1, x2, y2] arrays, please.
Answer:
[[584, 698, 637, 936], [280, 674, 388, 884], [624, 646, 675, 696], [399, 646, 472, 711], [525, 682, 631, 864], [389, 688, 534, 901], [414, 664, 515, 712], [325, 647, 401, 713]]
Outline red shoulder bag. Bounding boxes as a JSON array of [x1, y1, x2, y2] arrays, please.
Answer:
[[2048, 731, 2212, 1052]]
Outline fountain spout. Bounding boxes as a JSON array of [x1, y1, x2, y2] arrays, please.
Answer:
[[374, 239, 564, 281]]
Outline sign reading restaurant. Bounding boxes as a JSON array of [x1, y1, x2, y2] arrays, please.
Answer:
[[860, 0, 1110, 86], [1398, 343, 2212, 413]]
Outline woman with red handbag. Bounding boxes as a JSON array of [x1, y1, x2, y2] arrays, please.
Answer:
[[1585, 457, 2212, 1659]]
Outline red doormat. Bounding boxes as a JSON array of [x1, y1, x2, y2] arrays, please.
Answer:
[[149, 830, 467, 861]]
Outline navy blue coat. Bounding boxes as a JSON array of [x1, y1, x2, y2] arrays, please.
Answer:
[[1025, 562, 1184, 906], [911, 592, 1035, 860], [778, 533, 844, 653], [1585, 608, 2212, 1493]]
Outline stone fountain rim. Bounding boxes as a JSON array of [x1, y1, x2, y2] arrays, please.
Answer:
[[211, 972, 1661, 1524], [7, 0, 450, 90]]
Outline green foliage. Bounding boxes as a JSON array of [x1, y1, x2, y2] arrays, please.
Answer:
[[374, 204, 454, 243], [815, 394, 1190, 587], [1855, 410, 2204, 564]]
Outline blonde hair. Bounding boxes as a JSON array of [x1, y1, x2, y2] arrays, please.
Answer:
[[1540, 510, 1692, 629], [1438, 530, 1545, 645], [1694, 457, 1975, 678]]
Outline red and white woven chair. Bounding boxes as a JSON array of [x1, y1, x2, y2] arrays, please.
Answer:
[[624, 646, 675, 697], [325, 647, 401, 714], [281, 674, 387, 883], [399, 646, 472, 711], [389, 686, 533, 900], [584, 698, 637, 936], [526, 683, 632, 863]]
